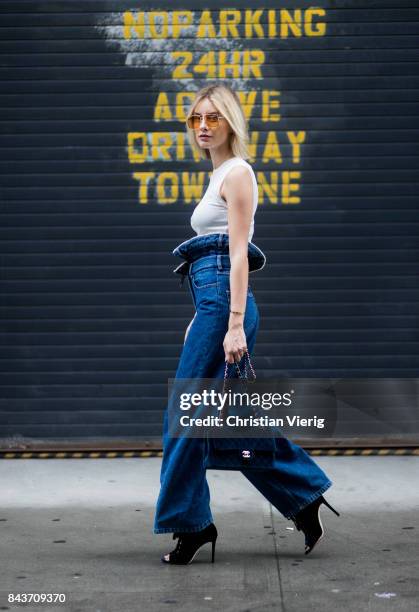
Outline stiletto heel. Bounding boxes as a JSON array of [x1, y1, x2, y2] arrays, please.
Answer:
[[161, 523, 218, 565], [321, 497, 340, 516], [293, 495, 340, 555]]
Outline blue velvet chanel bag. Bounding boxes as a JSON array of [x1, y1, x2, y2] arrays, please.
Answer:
[[205, 351, 277, 470]]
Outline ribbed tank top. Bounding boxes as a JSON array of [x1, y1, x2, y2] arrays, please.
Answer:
[[190, 156, 258, 242]]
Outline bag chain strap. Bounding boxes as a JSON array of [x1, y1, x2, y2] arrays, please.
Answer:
[[221, 349, 257, 409]]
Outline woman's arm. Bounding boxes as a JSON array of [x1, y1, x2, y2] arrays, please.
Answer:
[[220, 166, 254, 363]]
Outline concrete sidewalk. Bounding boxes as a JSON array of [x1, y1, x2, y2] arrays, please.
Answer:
[[1, 456, 418, 612]]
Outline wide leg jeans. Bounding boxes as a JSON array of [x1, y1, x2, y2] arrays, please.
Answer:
[[153, 236, 332, 534]]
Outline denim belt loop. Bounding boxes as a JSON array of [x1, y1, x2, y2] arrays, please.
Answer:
[[217, 254, 223, 271]]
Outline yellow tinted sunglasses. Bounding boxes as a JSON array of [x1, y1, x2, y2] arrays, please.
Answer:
[[187, 113, 225, 130]]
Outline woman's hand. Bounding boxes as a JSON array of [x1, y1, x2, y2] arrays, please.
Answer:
[[223, 322, 247, 364]]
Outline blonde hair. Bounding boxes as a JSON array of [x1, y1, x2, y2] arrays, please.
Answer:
[[185, 82, 250, 161]]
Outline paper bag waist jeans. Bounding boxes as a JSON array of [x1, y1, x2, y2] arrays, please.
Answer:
[[153, 233, 332, 534]]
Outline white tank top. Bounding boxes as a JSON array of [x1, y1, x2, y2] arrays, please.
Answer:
[[190, 156, 258, 241]]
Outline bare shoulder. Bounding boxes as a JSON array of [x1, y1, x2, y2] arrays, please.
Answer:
[[219, 164, 253, 201]]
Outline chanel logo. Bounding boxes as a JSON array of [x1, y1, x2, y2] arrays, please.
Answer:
[[241, 450, 252, 459]]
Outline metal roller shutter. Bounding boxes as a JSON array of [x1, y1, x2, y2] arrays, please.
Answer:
[[1, 2, 418, 449]]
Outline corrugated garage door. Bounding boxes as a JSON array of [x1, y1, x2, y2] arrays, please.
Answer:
[[1, 2, 418, 449]]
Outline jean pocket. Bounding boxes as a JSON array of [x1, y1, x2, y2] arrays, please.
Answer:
[[191, 267, 218, 289]]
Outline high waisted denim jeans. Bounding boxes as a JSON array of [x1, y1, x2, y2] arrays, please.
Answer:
[[153, 233, 332, 534]]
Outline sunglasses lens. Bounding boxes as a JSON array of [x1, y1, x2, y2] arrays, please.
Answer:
[[206, 115, 219, 128], [187, 114, 220, 129]]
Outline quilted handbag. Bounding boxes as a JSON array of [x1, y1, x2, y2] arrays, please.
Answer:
[[205, 350, 277, 470]]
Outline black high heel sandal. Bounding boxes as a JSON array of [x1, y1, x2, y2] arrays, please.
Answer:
[[161, 523, 218, 565], [293, 495, 340, 555]]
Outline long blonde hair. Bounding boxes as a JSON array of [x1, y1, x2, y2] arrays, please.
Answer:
[[185, 83, 250, 161]]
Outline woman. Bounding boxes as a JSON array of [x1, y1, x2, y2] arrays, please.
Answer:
[[153, 83, 339, 564]]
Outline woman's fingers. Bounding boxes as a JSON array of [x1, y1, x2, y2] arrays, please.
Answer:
[[225, 350, 236, 364], [223, 328, 247, 362], [224, 347, 247, 363]]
